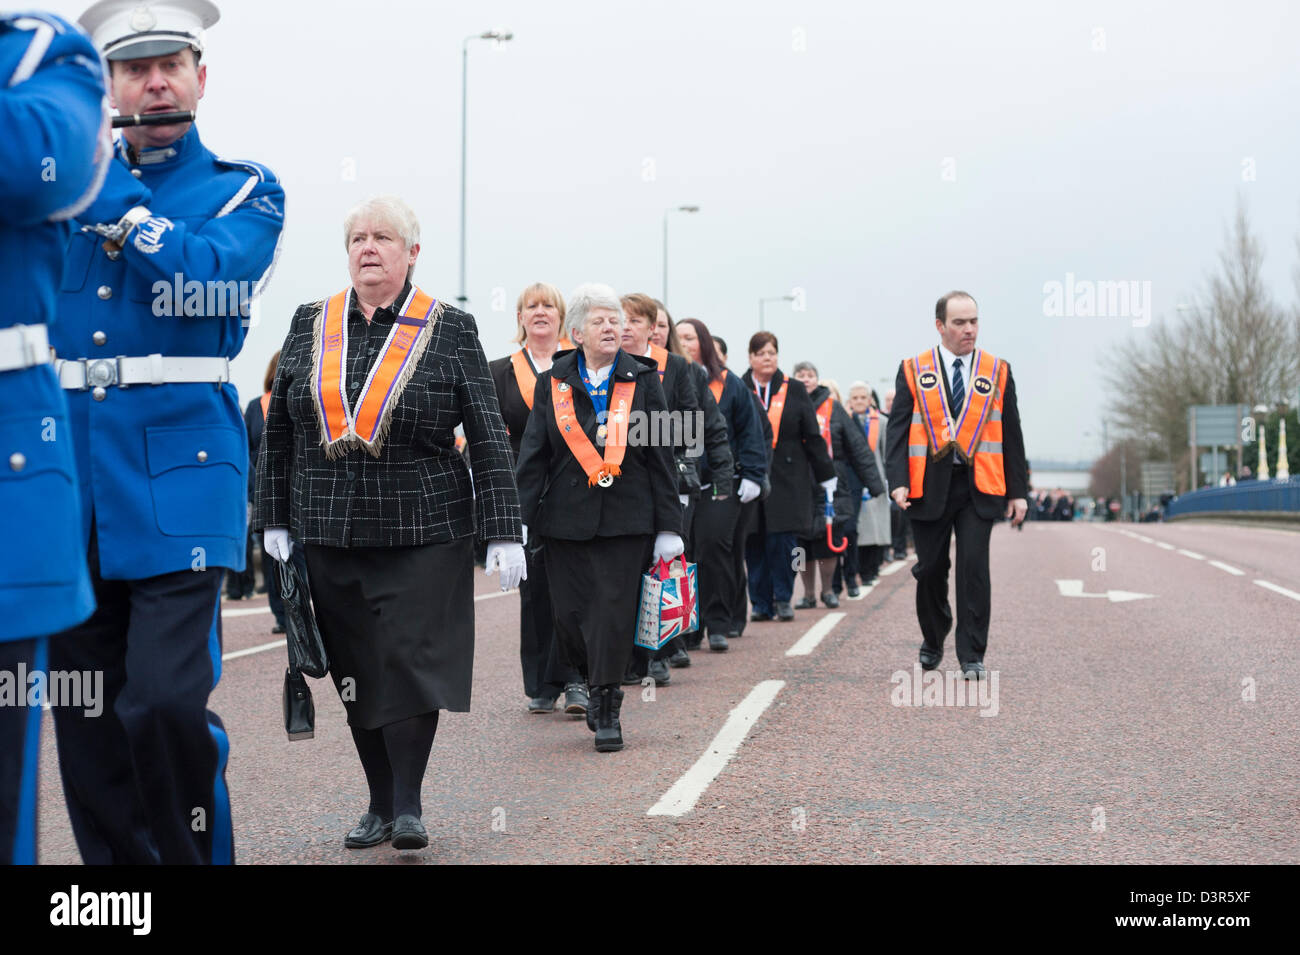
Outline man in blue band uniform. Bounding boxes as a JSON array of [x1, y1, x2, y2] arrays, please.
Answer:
[[48, 0, 285, 864], [0, 9, 108, 868]]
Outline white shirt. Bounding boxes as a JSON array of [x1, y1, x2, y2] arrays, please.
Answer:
[[936, 342, 973, 402]]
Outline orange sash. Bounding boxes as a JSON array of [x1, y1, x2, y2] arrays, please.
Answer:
[[649, 343, 668, 379], [510, 340, 572, 411], [708, 368, 727, 404], [552, 375, 635, 486], [864, 408, 879, 453], [755, 379, 788, 448], [313, 286, 439, 458], [815, 396, 834, 456], [259, 391, 271, 421]]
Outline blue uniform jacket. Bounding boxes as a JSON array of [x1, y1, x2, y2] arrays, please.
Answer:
[[53, 124, 285, 580], [0, 12, 105, 641]]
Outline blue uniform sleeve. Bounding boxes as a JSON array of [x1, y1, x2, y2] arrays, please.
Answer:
[[0, 17, 108, 226]]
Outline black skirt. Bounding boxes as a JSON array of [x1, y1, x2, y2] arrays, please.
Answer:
[[545, 535, 653, 687], [305, 538, 474, 730]]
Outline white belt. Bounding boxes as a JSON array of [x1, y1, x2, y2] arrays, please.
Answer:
[[0, 324, 52, 373], [56, 354, 232, 390]]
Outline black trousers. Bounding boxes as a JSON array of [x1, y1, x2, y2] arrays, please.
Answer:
[[729, 498, 758, 634], [694, 491, 740, 636], [519, 544, 578, 698], [891, 505, 912, 556], [0, 637, 46, 864], [225, 528, 256, 598], [546, 535, 653, 687], [49, 533, 231, 865], [909, 471, 994, 666]]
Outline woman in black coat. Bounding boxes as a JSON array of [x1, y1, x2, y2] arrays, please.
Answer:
[[514, 283, 683, 753], [790, 364, 883, 608], [255, 196, 524, 851], [740, 332, 835, 622]]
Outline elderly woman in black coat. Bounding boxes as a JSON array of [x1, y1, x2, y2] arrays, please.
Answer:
[[514, 283, 683, 752], [255, 195, 524, 851]]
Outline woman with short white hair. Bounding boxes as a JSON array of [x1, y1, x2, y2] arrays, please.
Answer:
[[255, 195, 525, 850], [514, 283, 683, 752]]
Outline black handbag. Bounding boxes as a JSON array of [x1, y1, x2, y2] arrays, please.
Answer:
[[278, 559, 327, 741]]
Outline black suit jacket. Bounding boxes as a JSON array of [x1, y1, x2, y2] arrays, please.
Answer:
[[884, 354, 1028, 522], [742, 368, 835, 535], [686, 362, 734, 496], [806, 385, 884, 526], [514, 348, 682, 541], [488, 348, 541, 463], [255, 301, 522, 547]]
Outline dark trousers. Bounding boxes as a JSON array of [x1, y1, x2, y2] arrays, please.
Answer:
[[519, 544, 577, 698], [729, 499, 758, 634], [0, 637, 46, 864], [264, 541, 308, 629], [225, 529, 256, 598], [891, 505, 912, 557], [746, 507, 797, 615], [694, 492, 740, 635], [909, 472, 994, 666], [834, 528, 861, 592], [49, 534, 231, 865], [546, 535, 653, 687]]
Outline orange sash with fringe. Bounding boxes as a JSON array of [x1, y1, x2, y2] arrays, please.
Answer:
[[510, 339, 572, 411], [552, 375, 635, 487]]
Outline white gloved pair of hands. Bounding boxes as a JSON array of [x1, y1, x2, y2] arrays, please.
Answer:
[[265, 526, 528, 591]]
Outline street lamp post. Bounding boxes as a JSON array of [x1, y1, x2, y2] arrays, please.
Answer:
[[661, 205, 699, 306], [459, 29, 513, 307], [758, 294, 795, 331]]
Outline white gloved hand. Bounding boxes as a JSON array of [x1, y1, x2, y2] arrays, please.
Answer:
[[265, 527, 293, 563], [820, 476, 838, 497], [485, 541, 527, 591], [653, 532, 685, 564], [521, 524, 529, 547], [678, 494, 690, 507], [738, 478, 761, 504]]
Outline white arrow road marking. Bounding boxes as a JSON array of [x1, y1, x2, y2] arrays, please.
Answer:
[[1055, 579, 1155, 603], [1254, 580, 1300, 602], [648, 680, 785, 817]]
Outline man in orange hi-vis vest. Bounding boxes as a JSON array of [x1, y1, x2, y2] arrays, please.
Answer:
[[884, 292, 1027, 680]]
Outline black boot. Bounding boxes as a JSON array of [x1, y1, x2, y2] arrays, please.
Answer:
[[594, 685, 624, 753]]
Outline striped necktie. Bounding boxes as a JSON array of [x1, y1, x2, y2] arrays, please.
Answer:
[[950, 357, 965, 413]]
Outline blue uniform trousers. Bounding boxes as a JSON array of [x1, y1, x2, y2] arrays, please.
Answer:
[[49, 531, 232, 865]]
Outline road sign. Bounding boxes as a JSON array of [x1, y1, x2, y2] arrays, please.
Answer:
[[1140, 462, 1175, 497], [1189, 404, 1247, 446]]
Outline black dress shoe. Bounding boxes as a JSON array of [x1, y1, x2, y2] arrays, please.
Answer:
[[918, 647, 942, 671], [668, 647, 691, 668], [795, 596, 817, 610], [820, 591, 839, 608], [775, 601, 795, 621], [343, 812, 392, 848], [750, 611, 774, 622], [846, 585, 861, 598], [682, 633, 703, 650], [271, 623, 286, 634], [707, 632, 729, 652], [648, 659, 671, 686], [620, 663, 644, 686], [727, 630, 743, 639], [391, 814, 428, 850], [527, 695, 557, 713], [563, 683, 589, 716], [962, 662, 986, 680]]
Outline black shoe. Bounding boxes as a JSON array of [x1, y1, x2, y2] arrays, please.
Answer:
[[621, 663, 644, 686], [668, 647, 691, 668], [727, 630, 743, 639], [563, 683, 589, 716], [648, 659, 671, 686], [820, 591, 840, 608], [962, 662, 986, 681], [682, 633, 703, 650], [343, 812, 392, 849], [271, 623, 286, 634], [775, 601, 795, 621], [795, 596, 817, 610], [919, 647, 942, 671], [750, 611, 774, 622], [893, 550, 907, 561], [391, 814, 428, 850], [593, 685, 624, 752], [708, 632, 729, 652], [846, 585, 861, 598], [527, 695, 557, 713]]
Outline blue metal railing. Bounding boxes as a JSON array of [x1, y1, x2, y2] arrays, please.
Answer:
[[1165, 477, 1300, 519]]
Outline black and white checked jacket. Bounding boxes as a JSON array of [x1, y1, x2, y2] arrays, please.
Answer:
[[254, 294, 522, 547]]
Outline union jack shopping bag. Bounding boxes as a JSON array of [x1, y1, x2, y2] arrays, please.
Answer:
[[635, 556, 699, 650]]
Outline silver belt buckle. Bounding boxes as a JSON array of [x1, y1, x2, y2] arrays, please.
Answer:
[[85, 358, 120, 389]]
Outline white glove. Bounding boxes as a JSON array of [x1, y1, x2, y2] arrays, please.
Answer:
[[820, 476, 838, 497], [521, 524, 529, 547], [738, 478, 761, 504], [265, 527, 293, 563], [653, 532, 685, 563], [485, 541, 527, 591], [678, 494, 690, 507]]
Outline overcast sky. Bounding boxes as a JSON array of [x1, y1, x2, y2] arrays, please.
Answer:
[[48, 0, 1300, 462]]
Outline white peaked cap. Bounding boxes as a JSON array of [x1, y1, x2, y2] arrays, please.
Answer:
[[79, 0, 220, 61]]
